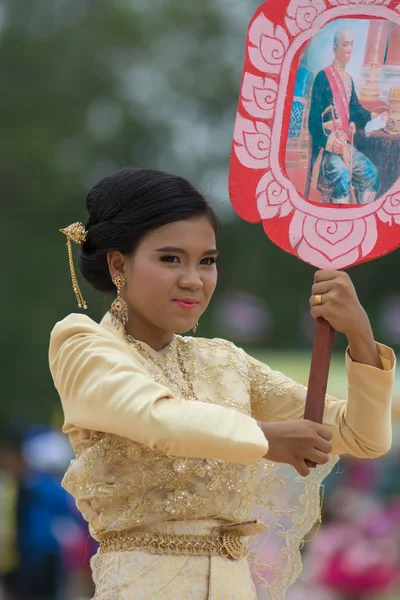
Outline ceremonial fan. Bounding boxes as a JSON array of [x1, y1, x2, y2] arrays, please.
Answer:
[[229, 0, 400, 425]]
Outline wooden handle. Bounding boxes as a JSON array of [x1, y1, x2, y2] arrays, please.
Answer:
[[304, 317, 334, 469], [304, 317, 335, 424]]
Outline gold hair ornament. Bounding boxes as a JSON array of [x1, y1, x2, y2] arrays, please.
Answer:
[[60, 222, 88, 310]]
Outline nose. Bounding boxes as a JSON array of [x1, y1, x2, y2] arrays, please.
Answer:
[[179, 269, 203, 291]]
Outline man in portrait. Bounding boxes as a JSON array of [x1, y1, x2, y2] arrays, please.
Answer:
[[308, 27, 387, 204]]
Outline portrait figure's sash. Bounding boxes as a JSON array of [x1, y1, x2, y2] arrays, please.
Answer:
[[324, 65, 350, 141]]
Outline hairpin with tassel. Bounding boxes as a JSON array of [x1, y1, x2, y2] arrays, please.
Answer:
[[60, 222, 88, 310]]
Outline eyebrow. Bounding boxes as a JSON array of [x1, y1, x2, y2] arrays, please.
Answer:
[[155, 246, 219, 256]]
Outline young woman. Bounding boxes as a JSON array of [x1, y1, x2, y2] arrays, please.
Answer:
[[49, 168, 394, 599]]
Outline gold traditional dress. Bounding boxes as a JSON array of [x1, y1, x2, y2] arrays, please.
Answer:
[[49, 312, 395, 599]]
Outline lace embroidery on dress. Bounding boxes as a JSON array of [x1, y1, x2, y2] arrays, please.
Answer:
[[248, 458, 338, 599], [62, 334, 338, 598], [244, 351, 339, 597]]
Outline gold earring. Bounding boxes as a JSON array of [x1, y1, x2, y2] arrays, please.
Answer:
[[192, 321, 199, 334], [110, 274, 128, 328]]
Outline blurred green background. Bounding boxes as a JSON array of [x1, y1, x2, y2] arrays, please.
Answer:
[[1, 2, 400, 599], [2, 0, 400, 426]]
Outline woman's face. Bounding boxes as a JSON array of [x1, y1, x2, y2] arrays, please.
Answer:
[[108, 216, 218, 346]]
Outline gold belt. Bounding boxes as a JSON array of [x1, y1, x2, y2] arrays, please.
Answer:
[[99, 520, 268, 561]]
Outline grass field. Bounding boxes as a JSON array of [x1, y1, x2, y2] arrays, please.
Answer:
[[252, 350, 400, 421], [253, 351, 350, 398]]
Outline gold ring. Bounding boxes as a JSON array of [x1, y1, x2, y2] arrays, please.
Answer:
[[315, 294, 322, 305]]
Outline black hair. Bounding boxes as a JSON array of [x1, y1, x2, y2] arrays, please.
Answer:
[[79, 167, 220, 294]]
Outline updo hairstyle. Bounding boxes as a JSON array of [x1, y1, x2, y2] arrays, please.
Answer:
[[79, 168, 219, 293]]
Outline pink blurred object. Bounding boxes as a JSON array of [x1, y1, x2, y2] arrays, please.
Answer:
[[62, 528, 95, 570], [346, 460, 378, 491], [322, 558, 397, 595], [310, 511, 399, 595]]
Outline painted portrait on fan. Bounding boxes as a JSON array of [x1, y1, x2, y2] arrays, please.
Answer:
[[285, 18, 400, 206]]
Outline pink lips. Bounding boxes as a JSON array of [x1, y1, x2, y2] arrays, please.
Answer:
[[173, 299, 199, 310]]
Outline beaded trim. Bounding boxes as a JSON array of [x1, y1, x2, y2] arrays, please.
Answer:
[[99, 529, 248, 560], [124, 333, 198, 402], [99, 520, 269, 560]]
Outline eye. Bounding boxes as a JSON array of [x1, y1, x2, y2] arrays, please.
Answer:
[[201, 257, 218, 266], [160, 254, 180, 263]]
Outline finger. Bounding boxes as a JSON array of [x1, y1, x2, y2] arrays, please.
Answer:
[[314, 270, 340, 284], [314, 269, 343, 283], [315, 424, 333, 441], [312, 281, 333, 296], [293, 459, 310, 478], [309, 291, 333, 308], [310, 306, 325, 319], [307, 448, 330, 465], [302, 447, 330, 466], [307, 449, 330, 465], [314, 437, 333, 454]]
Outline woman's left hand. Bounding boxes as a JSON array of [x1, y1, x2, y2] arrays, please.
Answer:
[[309, 270, 369, 339], [310, 270, 381, 369]]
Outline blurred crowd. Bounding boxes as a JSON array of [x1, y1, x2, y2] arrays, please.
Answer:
[[0, 425, 399, 600], [0, 427, 94, 600], [289, 453, 400, 600]]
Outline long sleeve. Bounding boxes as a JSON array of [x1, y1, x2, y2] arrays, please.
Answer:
[[350, 81, 371, 130], [49, 315, 268, 465], [247, 344, 395, 458], [308, 70, 329, 153]]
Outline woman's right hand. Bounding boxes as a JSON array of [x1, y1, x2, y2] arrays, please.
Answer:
[[259, 420, 333, 477]]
